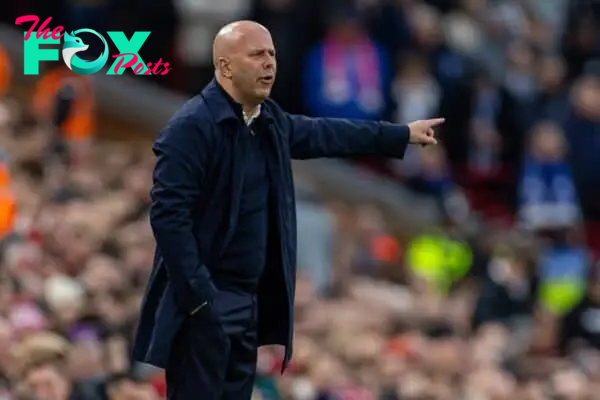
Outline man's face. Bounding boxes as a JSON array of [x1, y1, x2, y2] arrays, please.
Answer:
[[23, 364, 70, 400], [227, 29, 276, 103], [67, 341, 104, 381]]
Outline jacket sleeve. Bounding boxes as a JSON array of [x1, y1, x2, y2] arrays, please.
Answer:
[[285, 113, 410, 160], [149, 118, 218, 314]]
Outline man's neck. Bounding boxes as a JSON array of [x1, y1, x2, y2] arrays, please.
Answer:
[[243, 105, 260, 115], [216, 76, 260, 116]]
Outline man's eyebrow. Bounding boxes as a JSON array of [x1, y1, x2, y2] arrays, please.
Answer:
[[248, 47, 275, 54]]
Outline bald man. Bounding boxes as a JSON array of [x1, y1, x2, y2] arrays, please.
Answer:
[[133, 20, 444, 399]]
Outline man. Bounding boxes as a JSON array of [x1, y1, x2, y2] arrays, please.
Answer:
[[133, 20, 443, 400], [17, 358, 78, 400]]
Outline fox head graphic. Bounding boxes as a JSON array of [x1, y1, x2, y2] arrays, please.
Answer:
[[61, 29, 109, 75], [62, 31, 89, 71]]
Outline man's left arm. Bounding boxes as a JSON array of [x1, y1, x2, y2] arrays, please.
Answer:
[[285, 114, 444, 160], [285, 114, 410, 160]]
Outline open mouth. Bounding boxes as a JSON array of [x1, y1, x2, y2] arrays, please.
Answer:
[[259, 76, 274, 84]]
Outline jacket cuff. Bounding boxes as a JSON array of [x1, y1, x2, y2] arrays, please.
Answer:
[[190, 275, 218, 304], [174, 270, 218, 314], [377, 123, 410, 158]]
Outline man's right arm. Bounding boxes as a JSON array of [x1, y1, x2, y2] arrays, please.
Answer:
[[149, 118, 218, 315]]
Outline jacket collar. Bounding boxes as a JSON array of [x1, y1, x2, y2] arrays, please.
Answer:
[[201, 78, 274, 126]]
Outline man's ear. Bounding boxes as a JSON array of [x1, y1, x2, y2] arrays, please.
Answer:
[[219, 58, 233, 79]]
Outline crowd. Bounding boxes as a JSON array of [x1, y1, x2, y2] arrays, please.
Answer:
[[0, 0, 599, 399]]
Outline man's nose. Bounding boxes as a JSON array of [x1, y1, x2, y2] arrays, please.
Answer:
[[263, 57, 275, 69]]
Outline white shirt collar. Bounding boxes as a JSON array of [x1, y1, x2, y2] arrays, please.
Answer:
[[243, 105, 261, 126]]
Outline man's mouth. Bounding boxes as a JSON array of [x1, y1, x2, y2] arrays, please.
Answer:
[[259, 76, 274, 84]]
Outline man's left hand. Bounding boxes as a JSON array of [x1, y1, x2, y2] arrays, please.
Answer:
[[407, 118, 445, 145]]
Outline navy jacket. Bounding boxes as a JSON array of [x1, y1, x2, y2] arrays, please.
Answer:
[[132, 79, 410, 372]]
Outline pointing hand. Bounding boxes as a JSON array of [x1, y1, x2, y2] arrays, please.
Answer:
[[408, 118, 445, 146]]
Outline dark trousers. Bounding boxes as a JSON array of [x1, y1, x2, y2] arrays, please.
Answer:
[[166, 289, 258, 400]]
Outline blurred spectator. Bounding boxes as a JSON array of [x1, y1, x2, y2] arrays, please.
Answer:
[[0, 45, 12, 99], [560, 263, 600, 355], [472, 238, 536, 332], [19, 361, 74, 400], [535, 54, 569, 123], [302, 6, 392, 120], [517, 121, 581, 231], [104, 372, 159, 400], [249, 0, 323, 114], [405, 224, 472, 295], [563, 73, 600, 218], [391, 51, 440, 125], [0, 151, 16, 242], [30, 66, 96, 168], [295, 193, 335, 295], [409, 146, 454, 198], [537, 228, 590, 318]]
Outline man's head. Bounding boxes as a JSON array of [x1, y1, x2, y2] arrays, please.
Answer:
[[213, 21, 276, 109], [20, 361, 72, 400], [67, 339, 105, 381], [528, 121, 567, 162]]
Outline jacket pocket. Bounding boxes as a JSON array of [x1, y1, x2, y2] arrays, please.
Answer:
[[189, 300, 229, 349]]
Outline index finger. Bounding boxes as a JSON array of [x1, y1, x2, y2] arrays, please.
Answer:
[[426, 118, 445, 127]]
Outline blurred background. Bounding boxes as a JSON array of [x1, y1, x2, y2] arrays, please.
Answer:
[[0, 0, 599, 398]]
